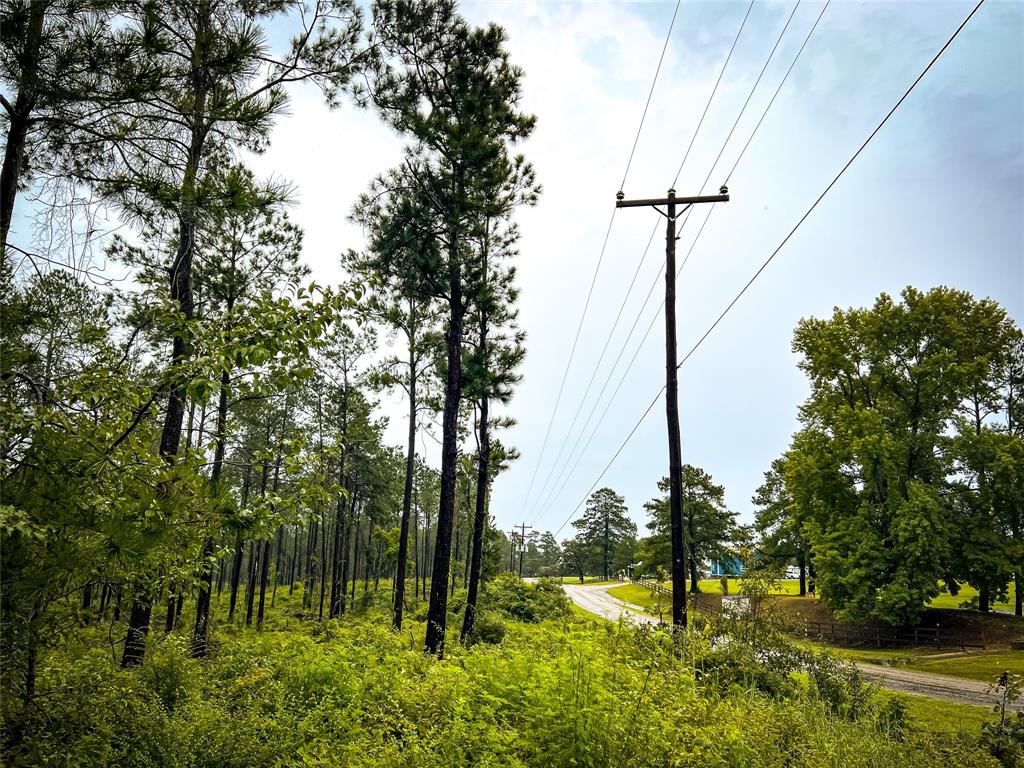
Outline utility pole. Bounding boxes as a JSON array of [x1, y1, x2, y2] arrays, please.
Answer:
[[615, 185, 729, 630], [508, 529, 517, 572], [515, 522, 533, 578]]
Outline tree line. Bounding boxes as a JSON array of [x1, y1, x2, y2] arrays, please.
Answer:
[[1, 0, 536, 714]]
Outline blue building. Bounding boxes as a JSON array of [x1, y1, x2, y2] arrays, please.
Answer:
[[709, 558, 745, 577]]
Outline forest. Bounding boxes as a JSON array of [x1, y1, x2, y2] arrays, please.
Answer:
[[1, 1, 1022, 766]]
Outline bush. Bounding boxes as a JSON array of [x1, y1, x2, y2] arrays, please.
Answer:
[[481, 574, 570, 623], [467, 613, 506, 646], [808, 652, 875, 721]]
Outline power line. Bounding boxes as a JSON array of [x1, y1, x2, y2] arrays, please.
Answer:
[[670, 0, 756, 187], [515, 0, 687, 522], [532, 1, 803, 526], [552, 0, 985, 536], [525, 1, 760, 526], [621, 0, 684, 190]]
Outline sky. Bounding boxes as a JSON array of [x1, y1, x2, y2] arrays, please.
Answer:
[[10, 0, 1023, 541]]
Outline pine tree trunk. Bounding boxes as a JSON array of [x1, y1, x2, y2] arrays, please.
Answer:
[[394, 324, 418, 629], [425, 287, 465, 656], [351, 510, 361, 603], [164, 583, 177, 633], [0, 0, 44, 254], [257, 539, 271, 626], [122, 73, 209, 667], [462, 395, 490, 644], [798, 546, 807, 597], [245, 542, 259, 627]]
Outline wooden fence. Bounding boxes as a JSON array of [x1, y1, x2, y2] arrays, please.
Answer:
[[803, 620, 985, 650]]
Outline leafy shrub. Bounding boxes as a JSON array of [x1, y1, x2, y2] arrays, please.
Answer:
[[142, 635, 201, 713], [982, 673, 1024, 767], [467, 613, 506, 645], [874, 696, 908, 741], [808, 652, 875, 721], [692, 641, 800, 699], [482, 574, 570, 623]]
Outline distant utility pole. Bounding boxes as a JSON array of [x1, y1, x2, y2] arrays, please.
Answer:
[[615, 185, 729, 630], [515, 522, 533, 578], [508, 529, 517, 572]]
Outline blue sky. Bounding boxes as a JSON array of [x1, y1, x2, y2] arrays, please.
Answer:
[[8, 0, 1021, 541]]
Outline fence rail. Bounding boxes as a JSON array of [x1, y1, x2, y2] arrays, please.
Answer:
[[803, 620, 985, 650]]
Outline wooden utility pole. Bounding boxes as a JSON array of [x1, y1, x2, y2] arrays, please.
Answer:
[[615, 185, 729, 629], [516, 524, 532, 577]]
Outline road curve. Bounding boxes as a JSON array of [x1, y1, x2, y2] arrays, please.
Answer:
[[562, 582, 661, 625], [562, 581, 1017, 711]]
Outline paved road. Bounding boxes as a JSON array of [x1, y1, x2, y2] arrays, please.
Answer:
[[562, 583, 661, 625], [562, 581, 1018, 711]]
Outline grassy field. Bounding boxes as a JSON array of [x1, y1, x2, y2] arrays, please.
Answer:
[[927, 581, 1017, 612], [609, 579, 802, 606], [911, 651, 1024, 682], [554, 576, 620, 585], [606, 584, 662, 609]]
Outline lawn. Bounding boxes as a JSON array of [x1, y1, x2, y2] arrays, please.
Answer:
[[626, 578, 804, 596], [880, 691, 993, 736], [607, 584, 664, 610], [927, 581, 1017, 612], [913, 651, 1024, 683]]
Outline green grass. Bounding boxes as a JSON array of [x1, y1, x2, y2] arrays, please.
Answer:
[[880, 691, 993, 735], [913, 652, 1024, 682], [555, 576, 620, 585], [606, 584, 664, 610], [796, 641, 933, 666], [799, 639, 1023, 683], [926, 581, 1016, 612], [611, 580, 803, 606]]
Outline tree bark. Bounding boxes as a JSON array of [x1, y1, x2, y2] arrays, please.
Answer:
[[425, 289, 465, 656], [798, 546, 807, 597], [228, 462, 252, 623], [192, 363, 231, 657], [257, 539, 271, 626], [461, 396, 489, 644], [121, 61, 209, 667], [394, 307, 418, 630], [0, 0, 45, 255]]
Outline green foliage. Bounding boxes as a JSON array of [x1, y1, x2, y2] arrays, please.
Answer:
[[3, 608, 1002, 767], [808, 653, 875, 722], [765, 287, 1023, 625], [642, 467, 742, 589], [981, 673, 1024, 767], [481, 574, 571, 623], [571, 487, 637, 581]]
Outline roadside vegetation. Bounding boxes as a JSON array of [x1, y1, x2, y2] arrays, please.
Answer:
[[4, 578, 1014, 768]]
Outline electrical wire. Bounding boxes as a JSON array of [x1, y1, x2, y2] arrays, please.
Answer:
[[551, 0, 986, 536], [514, 0, 688, 523], [531, 0, 803, 525], [524, 0, 761, 525]]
